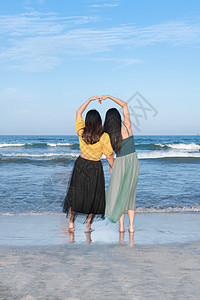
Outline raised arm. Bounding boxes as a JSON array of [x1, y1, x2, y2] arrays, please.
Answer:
[[99, 95, 131, 127], [76, 95, 99, 120]]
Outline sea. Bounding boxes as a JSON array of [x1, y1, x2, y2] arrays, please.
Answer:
[[0, 135, 200, 215]]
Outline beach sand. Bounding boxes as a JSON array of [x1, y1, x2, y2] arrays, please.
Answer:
[[0, 214, 200, 299], [0, 242, 200, 299]]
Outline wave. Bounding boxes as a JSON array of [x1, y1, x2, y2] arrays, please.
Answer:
[[1, 142, 199, 152], [1, 205, 200, 215], [156, 143, 200, 151], [0, 142, 73, 148], [47, 143, 71, 147], [0, 212, 62, 216], [138, 151, 200, 159], [1, 151, 200, 162], [1, 152, 80, 158], [137, 143, 165, 150], [136, 205, 200, 213], [0, 143, 26, 148], [137, 142, 200, 151]]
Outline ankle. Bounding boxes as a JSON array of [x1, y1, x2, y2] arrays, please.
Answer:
[[119, 224, 125, 229]]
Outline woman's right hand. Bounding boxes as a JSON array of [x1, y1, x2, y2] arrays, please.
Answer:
[[99, 95, 109, 104], [99, 95, 109, 100]]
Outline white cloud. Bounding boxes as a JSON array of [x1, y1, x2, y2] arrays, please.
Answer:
[[9, 55, 60, 72], [88, 0, 120, 7], [12, 109, 31, 114], [37, 0, 45, 5], [0, 11, 200, 72], [94, 57, 143, 69], [4, 88, 19, 95], [7, 109, 53, 115], [0, 88, 31, 104], [90, 3, 119, 8], [0, 13, 100, 36]]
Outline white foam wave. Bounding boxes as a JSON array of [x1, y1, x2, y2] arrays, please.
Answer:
[[136, 205, 200, 213], [2, 152, 80, 158], [1, 205, 200, 215], [0, 212, 62, 216], [0, 143, 26, 148], [138, 151, 200, 159], [156, 143, 200, 150], [47, 143, 71, 147], [1, 151, 200, 160]]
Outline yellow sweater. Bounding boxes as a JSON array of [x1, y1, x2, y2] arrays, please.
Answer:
[[75, 117, 113, 161]]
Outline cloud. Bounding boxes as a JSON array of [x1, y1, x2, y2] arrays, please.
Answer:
[[0, 13, 100, 36], [9, 55, 60, 72], [0, 11, 200, 71], [94, 57, 143, 69], [11, 109, 31, 114], [7, 109, 53, 115], [0, 88, 31, 105], [89, 3, 119, 8], [3, 88, 19, 95], [88, 0, 120, 8], [37, 0, 45, 4]]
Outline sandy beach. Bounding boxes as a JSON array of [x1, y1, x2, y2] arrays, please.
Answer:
[[0, 213, 200, 299], [0, 242, 200, 299]]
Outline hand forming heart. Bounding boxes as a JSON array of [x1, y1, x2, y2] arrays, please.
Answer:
[[98, 95, 109, 104]]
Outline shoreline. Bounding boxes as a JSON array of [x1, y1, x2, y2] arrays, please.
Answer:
[[1, 206, 200, 215], [1, 212, 200, 247]]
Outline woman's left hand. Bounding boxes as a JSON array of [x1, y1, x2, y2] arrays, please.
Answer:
[[98, 95, 109, 104], [89, 95, 99, 101]]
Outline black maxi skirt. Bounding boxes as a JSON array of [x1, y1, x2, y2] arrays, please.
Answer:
[[63, 156, 105, 219]]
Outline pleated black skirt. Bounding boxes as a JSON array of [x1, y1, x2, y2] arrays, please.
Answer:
[[63, 156, 105, 219]]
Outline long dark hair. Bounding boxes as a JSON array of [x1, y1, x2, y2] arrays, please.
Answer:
[[82, 109, 103, 144], [103, 108, 122, 153]]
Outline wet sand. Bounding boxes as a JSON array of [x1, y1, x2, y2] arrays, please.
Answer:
[[0, 213, 200, 299], [1, 213, 200, 246], [0, 242, 200, 299]]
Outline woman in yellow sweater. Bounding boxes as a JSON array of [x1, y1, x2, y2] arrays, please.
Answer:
[[63, 96, 114, 233]]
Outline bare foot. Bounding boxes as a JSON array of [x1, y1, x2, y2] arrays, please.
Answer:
[[119, 225, 125, 233], [68, 222, 74, 232], [84, 225, 94, 233], [128, 227, 135, 233]]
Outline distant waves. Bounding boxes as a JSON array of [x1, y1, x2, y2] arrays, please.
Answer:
[[0, 140, 200, 162], [0, 142, 78, 149]]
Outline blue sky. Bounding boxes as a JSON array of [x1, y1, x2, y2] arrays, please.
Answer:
[[0, 0, 200, 135]]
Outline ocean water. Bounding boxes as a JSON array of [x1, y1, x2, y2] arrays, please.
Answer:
[[0, 135, 200, 215]]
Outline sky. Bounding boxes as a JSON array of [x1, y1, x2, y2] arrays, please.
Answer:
[[0, 0, 200, 135]]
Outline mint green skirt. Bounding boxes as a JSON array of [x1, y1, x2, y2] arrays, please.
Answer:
[[105, 152, 139, 223]]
